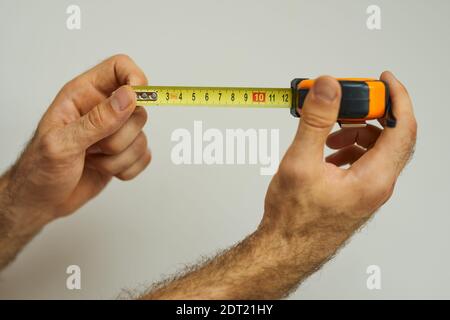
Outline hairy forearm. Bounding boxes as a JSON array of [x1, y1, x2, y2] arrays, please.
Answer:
[[141, 220, 356, 300], [0, 172, 46, 270]]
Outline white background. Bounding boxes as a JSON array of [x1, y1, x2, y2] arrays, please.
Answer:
[[0, 0, 449, 299]]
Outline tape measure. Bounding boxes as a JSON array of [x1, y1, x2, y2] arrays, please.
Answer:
[[133, 78, 396, 127]]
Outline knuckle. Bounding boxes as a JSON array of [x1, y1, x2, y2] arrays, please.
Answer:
[[86, 106, 114, 132], [141, 151, 152, 169], [377, 182, 396, 206], [387, 183, 395, 199], [61, 76, 82, 93], [116, 152, 151, 181], [101, 131, 147, 156], [38, 130, 66, 160], [301, 111, 334, 130], [277, 160, 294, 178], [124, 132, 147, 156], [367, 175, 394, 201], [97, 164, 111, 176], [116, 168, 136, 181], [278, 159, 310, 183], [109, 54, 148, 85], [107, 53, 148, 85], [89, 154, 118, 175], [130, 133, 148, 157], [86, 107, 105, 130], [100, 139, 122, 155], [132, 70, 148, 86], [111, 53, 133, 65], [408, 117, 418, 140], [95, 160, 115, 176], [140, 73, 149, 85], [134, 107, 148, 127], [134, 132, 148, 151], [60, 81, 72, 94], [144, 150, 152, 166], [116, 172, 134, 181]]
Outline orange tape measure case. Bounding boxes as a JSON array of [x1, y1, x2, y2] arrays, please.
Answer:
[[290, 78, 396, 127]]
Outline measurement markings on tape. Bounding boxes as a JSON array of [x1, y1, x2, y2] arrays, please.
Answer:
[[133, 86, 291, 109]]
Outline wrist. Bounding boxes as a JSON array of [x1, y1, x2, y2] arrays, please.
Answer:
[[257, 208, 363, 271], [0, 173, 51, 238]]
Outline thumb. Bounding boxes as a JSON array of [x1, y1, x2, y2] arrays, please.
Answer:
[[290, 76, 341, 164], [66, 85, 136, 151]]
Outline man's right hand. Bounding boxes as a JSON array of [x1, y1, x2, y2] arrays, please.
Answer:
[[142, 72, 417, 300], [260, 71, 417, 266]]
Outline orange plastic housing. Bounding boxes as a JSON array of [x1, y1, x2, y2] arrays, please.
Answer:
[[293, 78, 389, 124]]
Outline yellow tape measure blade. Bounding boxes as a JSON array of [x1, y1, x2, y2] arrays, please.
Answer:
[[133, 86, 291, 109]]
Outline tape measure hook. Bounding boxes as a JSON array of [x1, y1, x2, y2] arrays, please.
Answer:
[[136, 91, 158, 102]]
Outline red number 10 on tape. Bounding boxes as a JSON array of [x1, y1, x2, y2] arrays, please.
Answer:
[[252, 92, 266, 102]]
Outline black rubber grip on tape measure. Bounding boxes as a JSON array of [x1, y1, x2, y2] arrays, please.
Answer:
[[290, 78, 370, 119], [290, 78, 396, 128]]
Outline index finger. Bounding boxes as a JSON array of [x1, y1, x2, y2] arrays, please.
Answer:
[[350, 71, 417, 182], [83, 54, 148, 94], [61, 54, 148, 115]]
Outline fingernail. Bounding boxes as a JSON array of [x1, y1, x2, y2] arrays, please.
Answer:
[[312, 77, 338, 102], [111, 86, 133, 111]]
